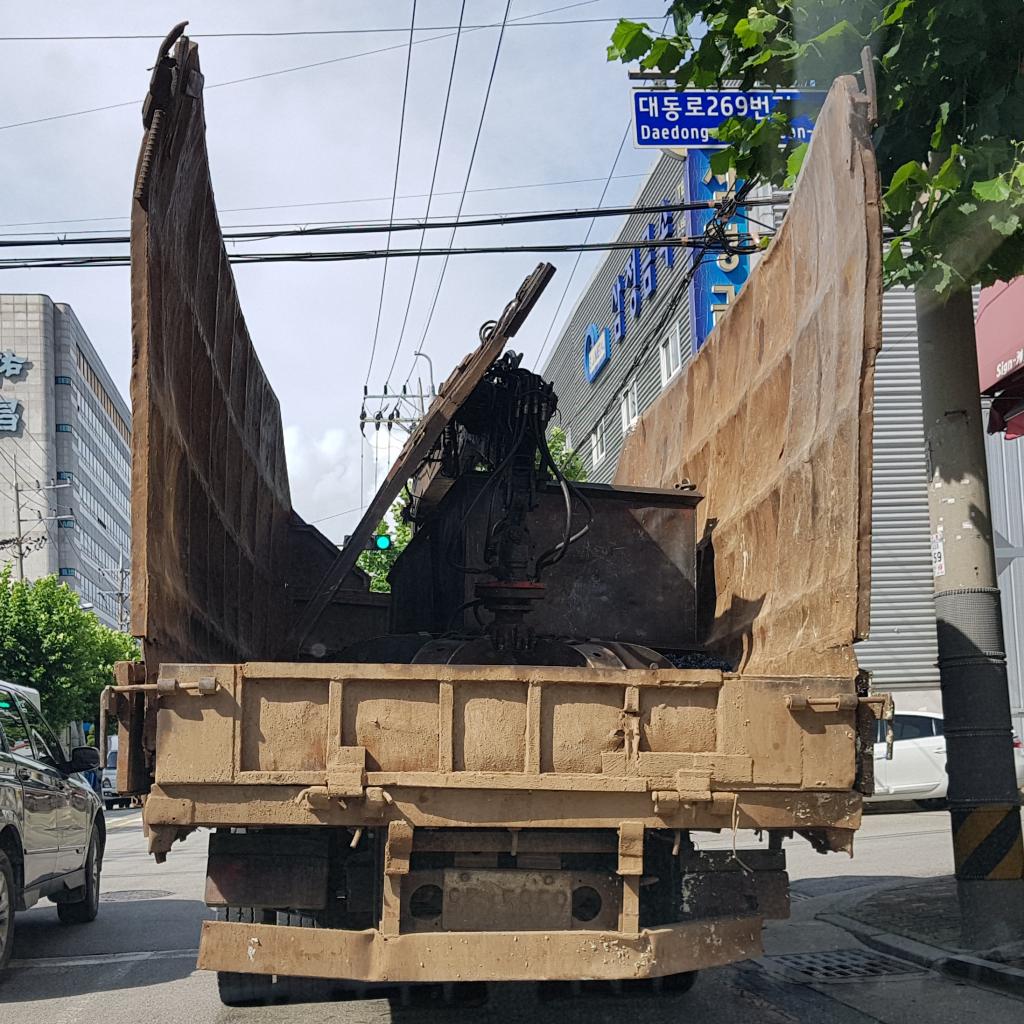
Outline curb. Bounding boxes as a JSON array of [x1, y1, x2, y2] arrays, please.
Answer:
[[819, 910, 1024, 999]]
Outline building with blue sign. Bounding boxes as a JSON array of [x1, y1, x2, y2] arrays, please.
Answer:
[[542, 152, 1024, 737]]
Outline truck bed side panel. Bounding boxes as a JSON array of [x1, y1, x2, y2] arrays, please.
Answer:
[[615, 76, 883, 679]]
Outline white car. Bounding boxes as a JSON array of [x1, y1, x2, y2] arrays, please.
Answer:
[[101, 747, 129, 810], [868, 711, 1024, 808]]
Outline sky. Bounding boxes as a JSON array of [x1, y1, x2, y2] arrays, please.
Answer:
[[0, 0, 665, 541]]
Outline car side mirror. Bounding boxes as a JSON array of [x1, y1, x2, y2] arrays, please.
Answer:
[[67, 746, 101, 773]]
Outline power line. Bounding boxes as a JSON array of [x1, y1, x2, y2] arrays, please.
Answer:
[[383, 0, 467, 388], [0, 15, 665, 42], [0, 235, 766, 271], [561, 181, 756, 442], [364, 0, 418, 389], [531, 122, 631, 372], [0, 199, 777, 250], [0, 172, 650, 231], [0, 0, 603, 133], [403, 0, 514, 390]]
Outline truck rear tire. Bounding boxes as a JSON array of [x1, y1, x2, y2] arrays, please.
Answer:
[[661, 970, 697, 993], [218, 970, 276, 1007], [216, 907, 276, 1006]]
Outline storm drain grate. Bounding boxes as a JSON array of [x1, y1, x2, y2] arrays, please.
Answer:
[[767, 948, 924, 983], [100, 889, 174, 903]]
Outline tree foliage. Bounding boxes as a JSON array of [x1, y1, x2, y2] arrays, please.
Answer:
[[356, 496, 414, 593], [607, 1, 1024, 294], [0, 567, 139, 728], [546, 426, 588, 482]]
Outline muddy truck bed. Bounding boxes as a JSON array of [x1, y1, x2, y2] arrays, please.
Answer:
[[111, 30, 886, 998]]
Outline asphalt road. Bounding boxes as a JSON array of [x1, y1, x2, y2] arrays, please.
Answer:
[[1, 805, 1021, 1024]]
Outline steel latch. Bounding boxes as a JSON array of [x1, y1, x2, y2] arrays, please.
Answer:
[[107, 676, 219, 696], [786, 694, 859, 712]]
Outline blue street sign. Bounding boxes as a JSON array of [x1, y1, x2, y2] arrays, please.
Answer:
[[685, 149, 751, 354], [632, 88, 826, 149]]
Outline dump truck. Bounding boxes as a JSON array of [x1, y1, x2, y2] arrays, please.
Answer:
[[107, 28, 890, 1005]]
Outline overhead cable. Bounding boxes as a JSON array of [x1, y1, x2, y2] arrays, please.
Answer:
[[404, 0, 509, 385], [0, 172, 650, 230], [364, 0, 418, 389], [531, 123, 630, 372], [0, 15, 666, 41], [381, 0, 467, 390], [0, 0, 603, 133], [0, 235, 767, 271], [0, 199, 779, 250]]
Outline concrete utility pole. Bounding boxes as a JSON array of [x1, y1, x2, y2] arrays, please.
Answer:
[[916, 287, 1024, 947]]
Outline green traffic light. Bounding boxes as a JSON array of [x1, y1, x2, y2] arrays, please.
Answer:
[[374, 534, 392, 551]]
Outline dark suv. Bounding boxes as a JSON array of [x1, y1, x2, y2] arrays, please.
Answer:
[[0, 681, 105, 971]]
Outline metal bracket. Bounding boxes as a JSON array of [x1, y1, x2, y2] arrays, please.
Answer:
[[109, 676, 219, 696]]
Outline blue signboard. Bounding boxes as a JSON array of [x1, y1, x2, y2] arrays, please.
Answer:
[[685, 149, 751, 354], [632, 88, 825, 149], [583, 324, 612, 382], [580, 199, 682, 383]]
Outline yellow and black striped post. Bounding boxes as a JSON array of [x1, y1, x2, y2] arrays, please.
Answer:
[[951, 805, 1024, 882]]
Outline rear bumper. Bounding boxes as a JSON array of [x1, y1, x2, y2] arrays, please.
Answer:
[[197, 916, 762, 982]]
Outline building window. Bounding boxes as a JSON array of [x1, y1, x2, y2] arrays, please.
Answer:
[[590, 419, 607, 467], [659, 323, 682, 386], [56, 470, 73, 482], [619, 379, 639, 435], [56, 423, 72, 433], [57, 518, 75, 529], [55, 375, 72, 385], [59, 567, 77, 577]]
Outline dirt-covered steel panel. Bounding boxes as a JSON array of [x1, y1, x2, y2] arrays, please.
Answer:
[[615, 77, 882, 678], [129, 35, 305, 666]]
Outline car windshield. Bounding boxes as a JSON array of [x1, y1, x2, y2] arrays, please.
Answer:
[[106, 750, 117, 769]]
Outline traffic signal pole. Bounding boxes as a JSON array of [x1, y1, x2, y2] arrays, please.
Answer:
[[916, 286, 1024, 947]]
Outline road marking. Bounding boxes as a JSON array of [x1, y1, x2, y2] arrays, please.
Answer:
[[106, 814, 143, 831], [9, 948, 199, 969]]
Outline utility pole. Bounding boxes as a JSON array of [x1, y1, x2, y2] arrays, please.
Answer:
[[916, 286, 1024, 947]]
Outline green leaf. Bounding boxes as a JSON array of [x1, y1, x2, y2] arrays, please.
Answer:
[[807, 19, 860, 48], [748, 13, 779, 35], [930, 101, 950, 150], [930, 149, 962, 192], [988, 210, 1021, 236], [783, 142, 809, 188], [709, 149, 735, 176], [973, 176, 1012, 202], [883, 238, 908, 274], [885, 160, 927, 196], [882, 0, 913, 27], [607, 20, 652, 63]]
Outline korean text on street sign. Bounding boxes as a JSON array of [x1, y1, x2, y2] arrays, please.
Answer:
[[631, 89, 826, 149]]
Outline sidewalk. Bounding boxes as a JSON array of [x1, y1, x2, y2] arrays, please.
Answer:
[[820, 875, 1024, 998]]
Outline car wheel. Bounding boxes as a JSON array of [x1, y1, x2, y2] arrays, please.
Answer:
[[57, 830, 100, 925], [104, 801, 114, 811], [0, 850, 15, 971]]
